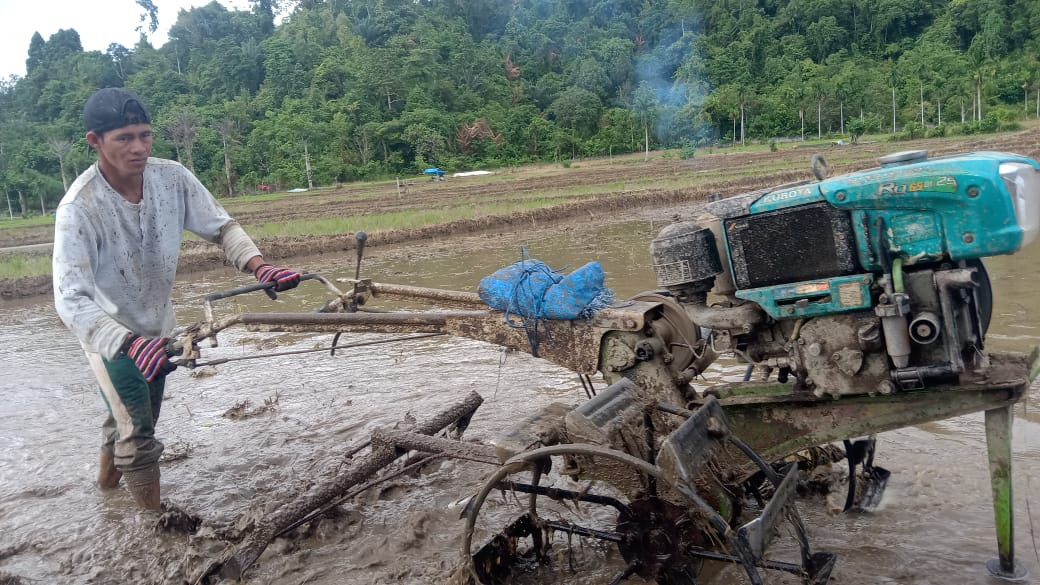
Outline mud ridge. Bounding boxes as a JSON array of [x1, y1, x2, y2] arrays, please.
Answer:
[[0, 274, 51, 300], [6, 129, 1037, 301], [1, 168, 807, 301], [241, 170, 805, 264]]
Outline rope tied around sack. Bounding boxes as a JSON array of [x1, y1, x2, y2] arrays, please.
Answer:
[[503, 251, 558, 356], [480, 247, 614, 357]]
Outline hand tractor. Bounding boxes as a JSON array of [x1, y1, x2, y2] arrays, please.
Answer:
[[180, 150, 1040, 584]]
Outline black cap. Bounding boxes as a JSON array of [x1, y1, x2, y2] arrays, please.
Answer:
[[84, 87, 151, 134]]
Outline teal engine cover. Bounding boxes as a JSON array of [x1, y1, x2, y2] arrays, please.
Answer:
[[708, 150, 1040, 320], [817, 150, 1039, 269]]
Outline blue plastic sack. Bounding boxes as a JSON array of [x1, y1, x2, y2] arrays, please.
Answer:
[[478, 258, 613, 320]]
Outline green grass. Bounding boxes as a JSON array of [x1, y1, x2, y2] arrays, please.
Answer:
[[0, 254, 51, 278], [0, 214, 55, 229], [245, 208, 467, 238]]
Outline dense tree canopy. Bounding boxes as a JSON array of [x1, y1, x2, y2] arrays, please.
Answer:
[[1, 0, 1037, 213]]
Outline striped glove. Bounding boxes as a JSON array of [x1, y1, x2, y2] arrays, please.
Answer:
[[122, 335, 177, 382], [255, 263, 302, 292]]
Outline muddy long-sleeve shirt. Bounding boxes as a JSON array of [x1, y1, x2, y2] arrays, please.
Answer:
[[53, 158, 261, 360]]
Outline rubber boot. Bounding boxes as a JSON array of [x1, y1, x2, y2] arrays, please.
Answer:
[[98, 451, 122, 489], [124, 466, 161, 510]]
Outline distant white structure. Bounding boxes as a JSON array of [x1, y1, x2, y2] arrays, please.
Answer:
[[452, 170, 493, 178]]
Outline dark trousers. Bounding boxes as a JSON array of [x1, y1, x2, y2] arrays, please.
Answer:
[[88, 351, 166, 472]]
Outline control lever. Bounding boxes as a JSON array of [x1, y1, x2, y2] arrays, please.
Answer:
[[350, 231, 367, 311], [204, 273, 324, 304]]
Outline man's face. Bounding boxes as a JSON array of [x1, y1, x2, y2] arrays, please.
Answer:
[[86, 124, 153, 179]]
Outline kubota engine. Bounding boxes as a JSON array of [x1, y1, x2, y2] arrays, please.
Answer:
[[649, 150, 1040, 397]]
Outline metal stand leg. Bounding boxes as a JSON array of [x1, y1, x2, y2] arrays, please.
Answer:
[[984, 405, 1027, 581]]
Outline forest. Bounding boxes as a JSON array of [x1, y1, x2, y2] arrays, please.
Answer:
[[0, 0, 1037, 214]]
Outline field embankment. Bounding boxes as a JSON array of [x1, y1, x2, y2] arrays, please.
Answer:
[[3, 131, 1037, 300]]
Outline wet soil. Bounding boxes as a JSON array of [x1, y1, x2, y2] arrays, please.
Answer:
[[2, 137, 1040, 585], [4, 131, 1038, 300], [2, 212, 1040, 585]]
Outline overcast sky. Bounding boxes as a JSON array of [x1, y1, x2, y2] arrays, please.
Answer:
[[0, 0, 252, 80]]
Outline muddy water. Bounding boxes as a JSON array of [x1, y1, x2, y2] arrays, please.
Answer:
[[2, 214, 1040, 585]]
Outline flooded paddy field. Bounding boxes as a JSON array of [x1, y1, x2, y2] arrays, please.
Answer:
[[2, 211, 1040, 585]]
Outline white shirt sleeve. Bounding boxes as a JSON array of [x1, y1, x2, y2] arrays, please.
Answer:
[[218, 221, 263, 271], [179, 166, 261, 270], [52, 202, 132, 360]]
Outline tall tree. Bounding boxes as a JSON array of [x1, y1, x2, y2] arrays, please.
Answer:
[[26, 32, 45, 75], [166, 110, 201, 172], [213, 117, 238, 197], [631, 82, 658, 159], [45, 137, 72, 191], [135, 0, 159, 34]]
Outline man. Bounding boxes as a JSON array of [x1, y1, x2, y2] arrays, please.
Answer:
[[52, 87, 302, 510]]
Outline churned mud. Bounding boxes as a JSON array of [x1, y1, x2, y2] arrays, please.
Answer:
[[0, 209, 1039, 585], [221, 395, 281, 420]]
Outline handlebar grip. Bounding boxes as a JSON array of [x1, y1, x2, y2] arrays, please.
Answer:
[[355, 231, 368, 257], [205, 273, 322, 303]]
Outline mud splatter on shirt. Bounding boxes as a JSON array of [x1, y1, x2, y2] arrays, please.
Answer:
[[53, 158, 261, 358]]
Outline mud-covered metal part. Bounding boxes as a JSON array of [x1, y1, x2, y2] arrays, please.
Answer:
[[173, 333, 444, 368], [875, 290, 912, 369], [214, 391, 485, 581], [182, 289, 656, 375], [467, 418, 835, 585], [492, 402, 570, 462], [841, 437, 891, 512], [650, 220, 722, 298], [493, 480, 632, 514], [698, 359, 1028, 483], [633, 292, 717, 376], [989, 349, 1040, 579], [615, 497, 707, 582], [350, 231, 368, 311], [682, 296, 766, 332], [565, 379, 642, 444], [321, 281, 492, 313], [462, 443, 745, 585], [790, 312, 890, 397], [685, 547, 836, 584], [470, 513, 549, 584], [561, 378, 652, 494], [656, 402, 834, 585], [933, 267, 982, 370], [985, 404, 1028, 581], [599, 328, 700, 405], [202, 273, 344, 329], [892, 263, 993, 389], [738, 462, 799, 561], [655, 396, 730, 493]]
